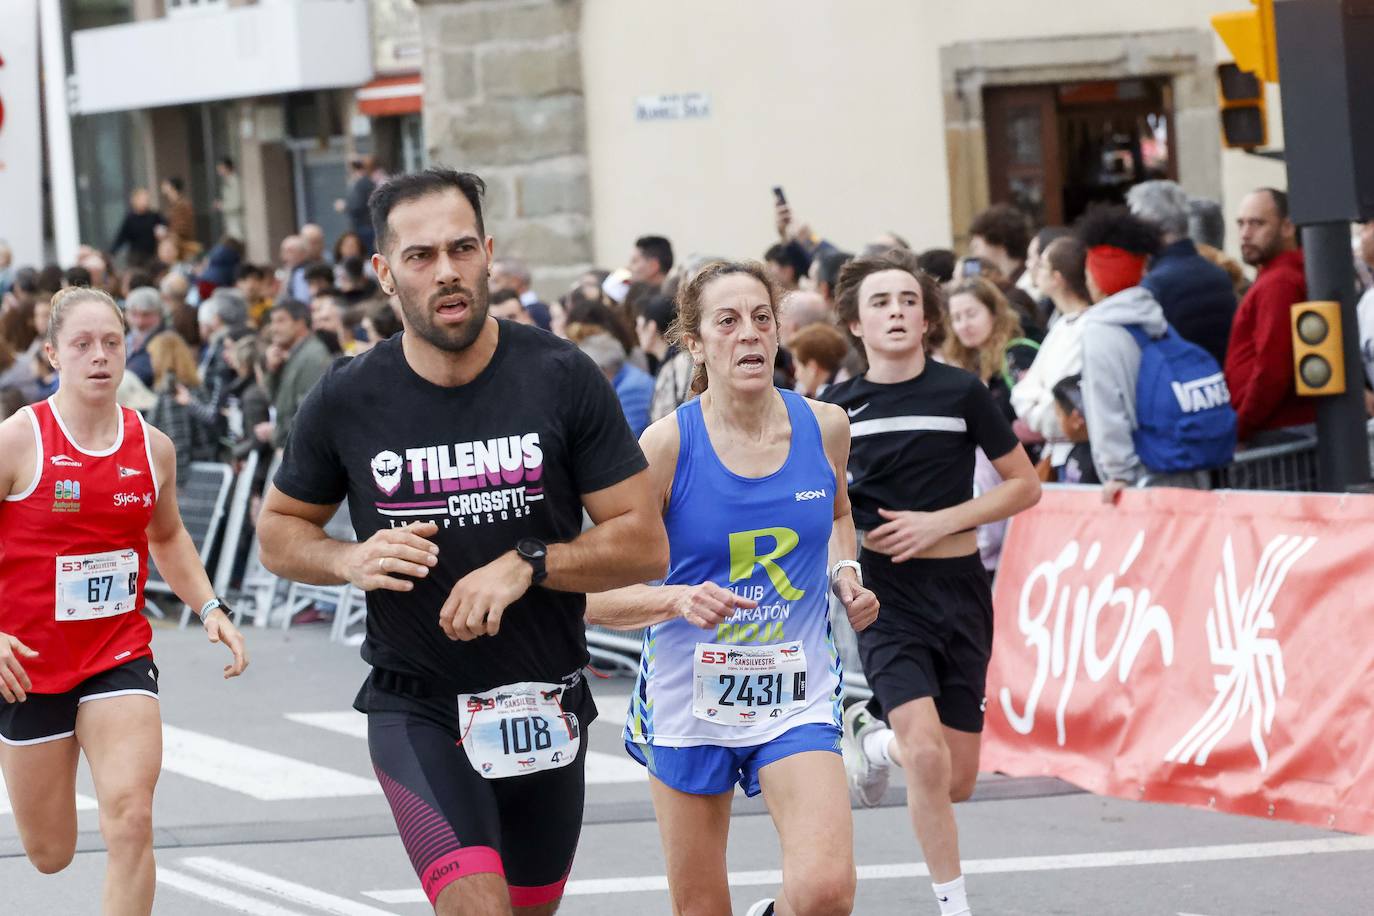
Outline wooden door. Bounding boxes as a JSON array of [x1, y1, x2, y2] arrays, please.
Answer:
[[984, 85, 1063, 227]]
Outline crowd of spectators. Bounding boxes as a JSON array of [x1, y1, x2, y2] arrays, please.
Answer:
[[2, 169, 1373, 582]]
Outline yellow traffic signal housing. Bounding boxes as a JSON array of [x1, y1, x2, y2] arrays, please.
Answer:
[[1216, 63, 1267, 150], [1291, 301, 1345, 396], [1211, 0, 1279, 84]]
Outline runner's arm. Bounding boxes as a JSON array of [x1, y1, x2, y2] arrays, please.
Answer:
[[256, 487, 349, 585], [0, 410, 35, 500], [552, 414, 673, 596], [585, 416, 679, 627], [257, 486, 440, 591], [813, 400, 859, 574], [928, 444, 1041, 535], [144, 430, 216, 611], [145, 430, 248, 676], [0, 413, 40, 700], [814, 400, 879, 629]]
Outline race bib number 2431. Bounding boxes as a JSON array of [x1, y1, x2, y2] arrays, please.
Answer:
[[692, 641, 807, 726]]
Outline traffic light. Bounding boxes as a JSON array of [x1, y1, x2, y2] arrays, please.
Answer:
[[1291, 301, 1345, 396], [1215, 63, 1267, 150], [1211, 0, 1279, 84]]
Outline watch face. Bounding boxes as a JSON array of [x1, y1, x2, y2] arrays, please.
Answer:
[[519, 538, 547, 559]]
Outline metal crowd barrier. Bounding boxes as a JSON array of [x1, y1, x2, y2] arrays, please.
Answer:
[[1140, 419, 1374, 493]]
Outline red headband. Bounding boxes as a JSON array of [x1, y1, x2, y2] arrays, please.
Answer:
[[1085, 245, 1148, 297]]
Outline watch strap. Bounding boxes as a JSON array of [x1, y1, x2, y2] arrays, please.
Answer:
[[829, 560, 863, 586]]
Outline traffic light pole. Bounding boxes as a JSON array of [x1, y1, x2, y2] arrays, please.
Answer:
[[1300, 221, 1370, 492]]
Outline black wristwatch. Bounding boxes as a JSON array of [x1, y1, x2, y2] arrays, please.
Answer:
[[516, 538, 548, 586]]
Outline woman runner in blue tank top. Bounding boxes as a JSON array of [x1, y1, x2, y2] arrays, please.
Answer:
[[587, 261, 878, 916]]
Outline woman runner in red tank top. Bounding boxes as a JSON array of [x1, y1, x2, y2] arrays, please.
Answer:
[[0, 287, 248, 916]]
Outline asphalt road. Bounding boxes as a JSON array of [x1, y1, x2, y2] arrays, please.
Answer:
[[3, 624, 1371, 915]]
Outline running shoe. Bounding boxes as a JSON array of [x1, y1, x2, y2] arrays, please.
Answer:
[[745, 899, 776, 916], [841, 700, 890, 807]]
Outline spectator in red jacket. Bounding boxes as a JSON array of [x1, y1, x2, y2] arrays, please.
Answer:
[[1223, 188, 1315, 443]]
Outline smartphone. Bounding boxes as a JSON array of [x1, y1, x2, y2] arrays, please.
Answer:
[[772, 186, 787, 206], [961, 257, 983, 278]]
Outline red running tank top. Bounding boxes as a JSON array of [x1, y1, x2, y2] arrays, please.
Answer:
[[0, 398, 159, 693]]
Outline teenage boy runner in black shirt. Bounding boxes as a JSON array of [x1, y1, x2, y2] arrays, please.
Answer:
[[821, 249, 1040, 916], [257, 169, 669, 916]]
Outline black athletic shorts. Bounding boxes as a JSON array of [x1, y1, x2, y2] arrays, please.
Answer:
[[856, 550, 993, 733], [0, 655, 160, 746], [357, 669, 597, 908]]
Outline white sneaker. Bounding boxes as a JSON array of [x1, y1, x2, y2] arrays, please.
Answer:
[[745, 899, 775, 916], [841, 701, 890, 807]]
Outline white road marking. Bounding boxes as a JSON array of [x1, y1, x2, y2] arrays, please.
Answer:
[[363, 834, 1374, 902], [0, 770, 98, 815], [285, 711, 367, 740], [592, 692, 632, 722], [161, 725, 381, 800], [584, 751, 646, 784], [158, 867, 312, 915], [284, 710, 646, 784], [180, 857, 397, 916], [360, 890, 424, 904]]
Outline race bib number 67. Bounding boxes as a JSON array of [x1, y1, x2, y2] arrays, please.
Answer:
[[692, 641, 807, 726], [55, 549, 141, 622]]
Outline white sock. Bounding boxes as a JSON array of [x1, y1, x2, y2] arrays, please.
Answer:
[[862, 727, 900, 767], [932, 875, 970, 916]]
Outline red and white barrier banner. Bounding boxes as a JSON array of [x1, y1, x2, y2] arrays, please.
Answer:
[[984, 487, 1374, 835]]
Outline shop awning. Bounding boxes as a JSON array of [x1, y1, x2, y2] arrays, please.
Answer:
[[357, 74, 423, 118]]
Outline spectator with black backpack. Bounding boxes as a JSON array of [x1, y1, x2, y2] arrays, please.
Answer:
[[1076, 206, 1237, 503]]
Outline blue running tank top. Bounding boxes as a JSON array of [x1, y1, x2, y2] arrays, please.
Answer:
[[626, 389, 843, 748]]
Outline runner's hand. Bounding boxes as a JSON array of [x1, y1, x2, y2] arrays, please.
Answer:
[[832, 573, 879, 632], [0, 633, 37, 703], [674, 582, 757, 630], [342, 522, 440, 592], [868, 509, 952, 562], [439, 552, 531, 642], [203, 611, 249, 679], [1101, 479, 1127, 505]]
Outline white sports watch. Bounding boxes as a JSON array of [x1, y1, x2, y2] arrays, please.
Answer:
[[198, 597, 230, 623], [829, 560, 863, 586]]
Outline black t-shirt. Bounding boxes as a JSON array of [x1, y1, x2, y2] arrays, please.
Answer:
[[1058, 442, 1101, 485], [273, 322, 648, 692], [820, 360, 1019, 530]]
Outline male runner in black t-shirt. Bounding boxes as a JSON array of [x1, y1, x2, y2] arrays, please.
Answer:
[[821, 249, 1040, 916], [257, 169, 669, 916]]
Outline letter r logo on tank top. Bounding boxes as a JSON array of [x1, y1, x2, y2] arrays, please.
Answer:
[[728, 527, 805, 600]]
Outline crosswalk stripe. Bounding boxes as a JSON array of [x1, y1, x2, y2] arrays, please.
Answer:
[[592, 693, 632, 721], [285, 710, 647, 784], [363, 834, 1374, 903], [158, 867, 312, 915], [0, 770, 98, 815], [161, 725, 381, 800], [180, 857, 397, 916], [284, 712, 367, 740]]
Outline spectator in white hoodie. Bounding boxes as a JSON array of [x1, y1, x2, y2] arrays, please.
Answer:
[[1009, 237, 1093, 473]]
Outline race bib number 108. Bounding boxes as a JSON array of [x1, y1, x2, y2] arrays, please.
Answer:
[[692, 641, 807, 726], [457, 681, 581, 780]]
